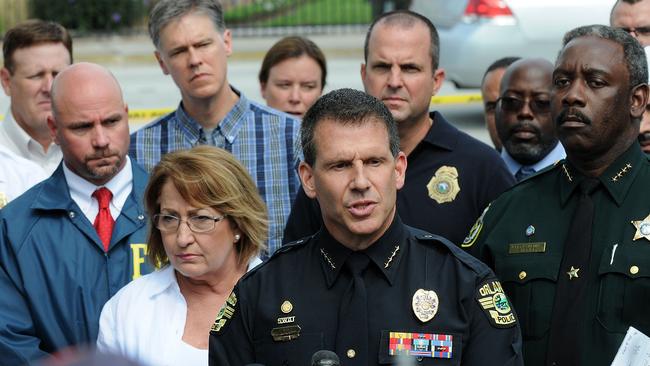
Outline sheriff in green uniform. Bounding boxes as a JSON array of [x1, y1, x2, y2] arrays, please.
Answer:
[[463, 25, 650, 366]]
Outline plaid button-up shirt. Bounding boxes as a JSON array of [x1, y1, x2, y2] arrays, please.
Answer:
[[129, 90, 301, 258]]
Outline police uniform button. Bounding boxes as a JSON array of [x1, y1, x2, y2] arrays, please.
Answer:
[[630, 265, 639, 275], [68, 211, 76, 218], [346, 349, 356, 358], [138, 214, 145, 221], [519, 271, 527, 280]]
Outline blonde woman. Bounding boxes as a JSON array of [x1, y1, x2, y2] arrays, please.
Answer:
[[97, 146, 268, 365]]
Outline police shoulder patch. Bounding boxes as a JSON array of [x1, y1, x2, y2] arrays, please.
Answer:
[[461, 204, 490, 248], [475, 279, 516, 328], [211, 290, 238, 334]]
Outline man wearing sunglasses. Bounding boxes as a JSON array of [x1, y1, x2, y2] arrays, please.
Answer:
[[495, 58, 565, 181], [611, 0, 650, 153]]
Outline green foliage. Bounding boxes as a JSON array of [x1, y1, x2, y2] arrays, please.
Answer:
[[225, 0, 371, 26], [30, 0, 146, 33]]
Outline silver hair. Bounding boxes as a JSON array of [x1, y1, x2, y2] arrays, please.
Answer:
[[148, 0, 226, 49]]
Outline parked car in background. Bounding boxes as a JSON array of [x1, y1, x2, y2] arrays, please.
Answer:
[[410, 0, 615, 88]]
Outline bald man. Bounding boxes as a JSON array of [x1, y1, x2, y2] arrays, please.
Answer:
[[0, 63, 152, 364], [495, 58, 565, 181]]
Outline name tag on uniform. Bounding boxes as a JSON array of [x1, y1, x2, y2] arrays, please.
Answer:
[[271, 325, 301, 342], [508, 242, 546, 254]]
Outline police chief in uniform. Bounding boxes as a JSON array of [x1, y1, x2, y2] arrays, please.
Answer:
[[208, 88, 523, 366], [283, 10, 515, 247], [464, 25, 650, 366]]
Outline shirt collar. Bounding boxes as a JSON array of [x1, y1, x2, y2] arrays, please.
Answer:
[[174, 86, 249, 145], [149, 256, 265, 298], [64, 156, 133, 222], [501, 142, 566, 176], [417, 111, 459, 152], [1, 108, 56, 159], [559, 141, 644, 207], [317, 215, 407, 288]]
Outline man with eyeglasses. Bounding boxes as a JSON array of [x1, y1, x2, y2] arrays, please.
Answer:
[[611, 0, 650, 153], [495, 58, 565, 181]]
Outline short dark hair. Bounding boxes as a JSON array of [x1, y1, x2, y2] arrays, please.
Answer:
[[364, 10, 440, 70], [2, 19, 72, 73], [561, 25, 648, 88], [481, 57, 521, 85], [259, 36, 327, 89], [148, 0, 226, 49], [301, 88, 400, 166]]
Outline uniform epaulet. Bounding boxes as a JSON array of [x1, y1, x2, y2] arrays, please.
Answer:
[[409, 225, 492, 278], [240, 235, 314, 280]]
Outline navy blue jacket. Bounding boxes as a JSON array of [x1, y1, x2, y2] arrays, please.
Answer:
[[0, 162, 153, 365]]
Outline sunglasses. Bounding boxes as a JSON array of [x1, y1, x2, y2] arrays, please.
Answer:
[[498, 96, 551, 114], [618, 26, 650, 37]]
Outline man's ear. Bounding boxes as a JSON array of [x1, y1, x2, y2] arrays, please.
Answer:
[[1, 68, 12, 96], [394, 151, 407, 190], [47, 115, 60, 145], [431, 68, 446, 97], [630, 83, 649, 121], [154, 51, 170, 75], [298, 161, 317, 199]]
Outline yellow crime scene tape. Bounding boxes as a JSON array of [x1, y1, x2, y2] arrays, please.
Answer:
[[0, 94, 483, 124]]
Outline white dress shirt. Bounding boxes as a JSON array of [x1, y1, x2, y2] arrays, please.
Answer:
[[0, 109, 62, 175], [63, 157, 133, 222], [501, 142, 567, 177], [97, 258, 263, 366], [0, 144, 47, 208]]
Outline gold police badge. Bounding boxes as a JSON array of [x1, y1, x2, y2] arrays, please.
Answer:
[[427, 166, 460, 204], [631, 213, 650, 242], [412, 289, 439, 323], [0, 192, 7, 209]]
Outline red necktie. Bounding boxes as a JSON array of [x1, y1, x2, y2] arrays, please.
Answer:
[[93, 187, 114, 252]]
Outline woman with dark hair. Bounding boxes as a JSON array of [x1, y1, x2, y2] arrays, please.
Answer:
[[259, 36, 327, 117], [97, 146, 268, 365]]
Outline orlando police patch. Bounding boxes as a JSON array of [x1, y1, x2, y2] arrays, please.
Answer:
[[211, 291, 238, 334], [476, 279, 516, 328]]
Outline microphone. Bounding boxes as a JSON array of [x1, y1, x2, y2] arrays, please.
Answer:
[[311, 350, 340, 366]]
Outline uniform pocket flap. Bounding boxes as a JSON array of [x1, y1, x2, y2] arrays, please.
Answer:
[[598, 243, 650, 279], [495, 254, 562, 284]]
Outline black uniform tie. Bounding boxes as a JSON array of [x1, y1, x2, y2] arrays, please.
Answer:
[[547, 178, 600, 366], [335, 251, 370, 365]]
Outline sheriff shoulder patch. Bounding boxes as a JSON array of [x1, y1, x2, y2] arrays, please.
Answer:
[[461, 204, 490, 248], [476, 280, 516, 328], [211, 290, 238, 334]]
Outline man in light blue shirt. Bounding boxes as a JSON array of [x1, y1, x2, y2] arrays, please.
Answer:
[[495, 58, 566, 181], [129, 0, 300, 258]]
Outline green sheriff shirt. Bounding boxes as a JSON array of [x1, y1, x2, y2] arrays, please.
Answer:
[[463, 141, 650, 366]]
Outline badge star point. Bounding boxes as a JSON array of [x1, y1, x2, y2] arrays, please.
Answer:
[[567, 266, 580, 280], [631, 213, 650, 242]]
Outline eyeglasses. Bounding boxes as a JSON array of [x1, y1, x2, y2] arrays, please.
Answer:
[[618, 26, 650, 37], [498, 96, 551, 114], [153, 213, 227, 233]]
